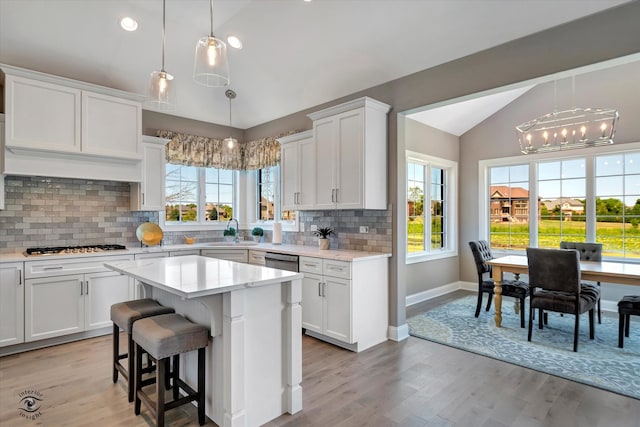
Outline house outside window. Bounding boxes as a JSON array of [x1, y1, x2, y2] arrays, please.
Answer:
[[256, 165, 297, 223], [481, 144, 640, 260], [165, 163, 235, 227], [406, 151, 457, 263]]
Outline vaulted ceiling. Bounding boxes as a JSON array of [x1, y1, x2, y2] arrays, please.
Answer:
[[0, 0, 630, 129]]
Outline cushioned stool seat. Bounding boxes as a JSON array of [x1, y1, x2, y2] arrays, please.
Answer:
[[111, 299, 174, 402], [132, 313, 209, 427], [618, 295, 640, 348]]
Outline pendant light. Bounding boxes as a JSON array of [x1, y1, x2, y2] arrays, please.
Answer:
[[145, 0, 176, 110], [223, 89, 237, 149], [193, 0, 230, 87]]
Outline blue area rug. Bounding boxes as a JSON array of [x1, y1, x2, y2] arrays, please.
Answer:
[[407, 295, 640, 400]]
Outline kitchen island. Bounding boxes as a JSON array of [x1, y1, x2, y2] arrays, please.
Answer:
[[104, 255, 303, 427]]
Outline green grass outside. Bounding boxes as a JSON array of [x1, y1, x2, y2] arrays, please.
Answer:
[[408, 219, 640, 257]]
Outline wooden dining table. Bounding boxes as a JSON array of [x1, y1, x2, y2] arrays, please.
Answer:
[[486, 255, 640, 327]]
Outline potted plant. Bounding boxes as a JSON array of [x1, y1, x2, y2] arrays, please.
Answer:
[[313, 227, 334, 250], [251, 227, 264, 242], [223, 227, 236, 242]]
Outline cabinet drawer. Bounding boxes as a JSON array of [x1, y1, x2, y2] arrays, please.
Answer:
[[323, 259, 351, 279], [169, 250, 199, 257], [25, 255, 133, 279], [248, 250, 266, 266], [134, 252, 168, 260], [201, 249, 248, 263], [299, 256, 322, 274]]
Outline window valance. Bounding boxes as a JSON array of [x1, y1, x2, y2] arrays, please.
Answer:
[[156, 130, 296, 171]]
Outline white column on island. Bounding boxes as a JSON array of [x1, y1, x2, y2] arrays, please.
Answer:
[[223, 289, 247, 427], [286, 278, 303, 413]]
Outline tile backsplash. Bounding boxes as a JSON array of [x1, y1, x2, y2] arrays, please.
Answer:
[[0, 176, 392, 254]]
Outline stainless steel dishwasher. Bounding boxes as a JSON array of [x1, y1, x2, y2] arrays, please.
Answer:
[[264, 252, 299, 272]]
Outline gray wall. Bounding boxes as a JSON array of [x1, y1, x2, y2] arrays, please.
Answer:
[[243, 2, 640, 330], [404, 117, 460, 297]]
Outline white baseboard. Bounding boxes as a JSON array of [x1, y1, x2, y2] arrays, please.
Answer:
[[406, 281, 475, 307], [388, 324, 409, 342]]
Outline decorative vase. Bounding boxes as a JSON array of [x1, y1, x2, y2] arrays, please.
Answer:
[[318, 238, 330, 250], [252, 235, 261, 242]]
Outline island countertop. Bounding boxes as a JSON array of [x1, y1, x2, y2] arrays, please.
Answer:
[[104, 255, 303, 299]]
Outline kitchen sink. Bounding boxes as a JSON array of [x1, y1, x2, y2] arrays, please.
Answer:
[[204, 241, 259, 247]]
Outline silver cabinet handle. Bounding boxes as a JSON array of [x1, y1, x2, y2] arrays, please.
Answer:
[[318, 282, 322, 297], [335, 188, 339, 203], [331, 189, 335, 202], [142, 192, 145, 206], [44, 266, 63, 270], [18, 270, 22, 285], [85, 281, 89, 295], [322, 282, 326, 297], [80, 281, 84, 296]]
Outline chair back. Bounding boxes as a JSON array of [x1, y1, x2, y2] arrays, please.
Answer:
[[526, 247, 581, 293], [468, 240, 493, 277], [559, 241, 602, 261]]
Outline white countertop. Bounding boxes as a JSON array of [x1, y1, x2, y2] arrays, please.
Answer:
[[0, 242, 391, 263], [105, 255, 303, 299]]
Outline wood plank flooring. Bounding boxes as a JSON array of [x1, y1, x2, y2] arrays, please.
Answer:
[[2, 291, 639, 426]]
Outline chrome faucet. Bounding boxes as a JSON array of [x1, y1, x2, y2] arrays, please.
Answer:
[[227, 218, 240, 243]]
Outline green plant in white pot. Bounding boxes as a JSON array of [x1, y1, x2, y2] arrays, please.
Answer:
[[251, 227, 264, 242], [313, 227, 334, 250]]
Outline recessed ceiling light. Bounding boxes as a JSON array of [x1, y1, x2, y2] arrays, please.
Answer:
[[227, 36, 243, 49], [120, 17, 138, 32]]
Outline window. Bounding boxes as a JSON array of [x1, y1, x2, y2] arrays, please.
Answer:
[[256, 166, 296, 223], [489, 164, 530, 250], [481, 144, 640, 260], [165, 164, 234, 226], [406, 151, 457, 262]]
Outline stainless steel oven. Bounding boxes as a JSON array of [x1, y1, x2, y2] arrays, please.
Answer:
[[264, 252, 299, 272]]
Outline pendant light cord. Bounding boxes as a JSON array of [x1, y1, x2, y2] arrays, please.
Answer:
[[209, 0, 215, 37], [161, 0, 167, 72]]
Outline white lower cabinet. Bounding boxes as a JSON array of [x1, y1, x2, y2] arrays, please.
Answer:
[[25, 270, 132, 342], [300, 255, 388, 352], [24, 255, 133, 342], [0, 262, 24, 347], [248, 250, 266, 266]]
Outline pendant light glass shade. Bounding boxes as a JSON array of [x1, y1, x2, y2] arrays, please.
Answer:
[[145, 0, 176, 110], [146, 70, 176, 111], [193, 0, 230, 87]]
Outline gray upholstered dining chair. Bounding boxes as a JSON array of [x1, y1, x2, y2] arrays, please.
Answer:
[[468, 241, 529, 328], [560, 241, 603, 324], [526, 247, 600, 352]]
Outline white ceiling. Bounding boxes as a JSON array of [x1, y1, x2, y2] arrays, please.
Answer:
[[0, 0, 630, 130]]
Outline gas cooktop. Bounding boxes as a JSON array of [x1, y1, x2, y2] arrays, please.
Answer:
[[25, 244, 127, 256]]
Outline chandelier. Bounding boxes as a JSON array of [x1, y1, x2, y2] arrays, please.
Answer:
[[517, 107, 619, 154]]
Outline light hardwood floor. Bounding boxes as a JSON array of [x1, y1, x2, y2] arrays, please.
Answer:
[[2, 291, 639, 427]]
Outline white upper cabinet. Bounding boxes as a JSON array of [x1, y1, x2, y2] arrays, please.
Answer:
[[308, 97, 390, 210], [81, 91, 141, 158], [279, 130, 316, 211], [1, 64, 143, 182], [5, 76, 81, 153], [131, 135, 167, 211]]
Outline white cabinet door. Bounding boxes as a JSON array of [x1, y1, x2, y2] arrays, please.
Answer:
[[0, 263, 24, 347], [313, 117, 337, 209], [323, 276, 351, 343], [85, 271, 132, 330], [298, 136, 316, 209], [281, 141, 298, 211], [81, 91, 142, 159], [279, 130, 315, 211], [25, 274, 84, 342], [248, 250, 266, 266], [5, 75, 81, 153], [301, 273, 323, 334], [131, 136, 167, 211], [334, 109, 364, 209]]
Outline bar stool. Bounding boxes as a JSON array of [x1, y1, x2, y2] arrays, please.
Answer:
[[618, 295, 640, 348], [111, 299, 175, 402], [132, 313, 209, 427]]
